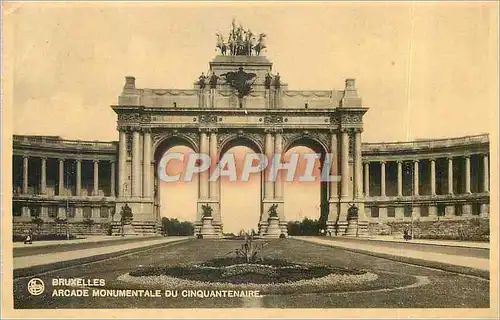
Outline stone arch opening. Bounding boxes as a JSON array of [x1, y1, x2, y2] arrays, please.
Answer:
[[218, 135, 263, 235], [153, 135, 199, 228], [283, 136, 330, 230]]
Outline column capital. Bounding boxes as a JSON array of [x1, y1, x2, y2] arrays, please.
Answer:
[[362, 161, 370, 165], [380, 160, 386, 165], [75, 158, 82, 163], [199, 127, 211, 134], [328, 128, 338, 134], [93, 159, 100, 163], [447, 155, 454, 160], [413, 159, 420, 163], [58, 158, 65, 162], [22, 154, 29, 159], [396, 160, 403, 164], [40, 156, 47, 160], [141, 127, 152, 133], [353, 128, 364, 133], [464, 154, 471, 159], [339, 127, 350, 133], [429, 158, 436, 162]]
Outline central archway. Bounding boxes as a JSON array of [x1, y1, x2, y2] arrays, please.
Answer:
[[218, 135, 263, 235]]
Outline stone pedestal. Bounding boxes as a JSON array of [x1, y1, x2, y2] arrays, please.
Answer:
[[263, 216, 281, 238], [122, 224, 136, 235], [199, 216, 218, 239], [345, 218, 359, 237]]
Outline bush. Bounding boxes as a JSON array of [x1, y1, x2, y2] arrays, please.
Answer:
[[287, 218, 321, 236], [161, 217, 195, 236], [13, 234, 77, 242]]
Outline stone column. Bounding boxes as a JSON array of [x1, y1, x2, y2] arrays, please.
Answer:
[[380, 161, 386, 197], [143, 130, 151, 198], [118, 129, 127, 197], [329, 132, 339, 199], [413, 160, 419, 196], [132, 130, 141, 197], [58, 159, 64, 196], [430, 158, 436, 196], [22, 155, 29, 194], [199, 130, 209, 199], [76, 159, 82, 196], [274, 131, 283, 199], [340, 129, 349, 198], [264, 130, 274, 199], [93, 160, 99, 196], [483, 154, 489, 192], [363, 162, 370, 197], [448, 157, 454, 194], [110, 161, 116, 197], [209, 130, 218, 199], [397, 160, 403, 197], [354, 129, 363, 198], [464, 155, 471, 194], [40, 157, 47, 195]]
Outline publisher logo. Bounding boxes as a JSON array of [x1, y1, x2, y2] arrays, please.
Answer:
[[27, 278, 45, 296]]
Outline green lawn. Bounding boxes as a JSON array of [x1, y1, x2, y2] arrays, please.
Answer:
[[14, 238, 489, 308]]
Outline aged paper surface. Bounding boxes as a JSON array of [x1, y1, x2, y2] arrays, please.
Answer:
[[1, 1, 498, 318]]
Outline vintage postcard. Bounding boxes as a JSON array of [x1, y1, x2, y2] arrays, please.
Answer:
[[1, 1, 498, 319]]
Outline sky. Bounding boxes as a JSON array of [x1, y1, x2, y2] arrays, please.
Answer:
[[5, 2, 498, 232]]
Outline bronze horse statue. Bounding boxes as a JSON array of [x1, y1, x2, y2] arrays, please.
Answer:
[[254, 33, 267, 56]]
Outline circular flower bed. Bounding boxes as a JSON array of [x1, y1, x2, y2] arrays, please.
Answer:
[[118, 258, 378, 295]]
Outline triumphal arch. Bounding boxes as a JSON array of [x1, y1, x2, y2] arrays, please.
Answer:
[[112, 24, 368, 237]]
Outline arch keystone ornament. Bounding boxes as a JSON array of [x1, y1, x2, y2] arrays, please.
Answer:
[[111, 23, 369, 237]]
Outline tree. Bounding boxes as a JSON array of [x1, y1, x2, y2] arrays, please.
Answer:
[[161, 217, 194, 236], [287, 218, 321, 236]]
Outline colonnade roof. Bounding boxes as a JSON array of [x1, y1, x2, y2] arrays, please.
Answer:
[[13, 133, 489, 156], [362, 134, 489, 155]]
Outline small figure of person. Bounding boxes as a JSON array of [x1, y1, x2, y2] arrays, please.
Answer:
[[264, 72, 273, 90], [209, 72, 218, 92], [274, 72, 281, 90], [198, 72, 207, 90], [24, 228, 33, 244], [403, 227, 411, 241]]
